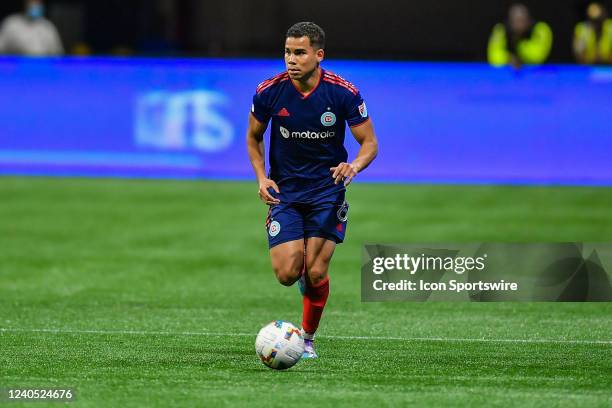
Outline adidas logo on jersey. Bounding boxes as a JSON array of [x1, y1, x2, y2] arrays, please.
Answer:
[[276, 107, 290, 117]]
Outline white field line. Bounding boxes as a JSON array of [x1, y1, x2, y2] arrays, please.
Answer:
[[0, 327, 610, 345]]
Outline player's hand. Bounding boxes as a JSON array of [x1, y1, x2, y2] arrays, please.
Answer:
[[258, 178, 281, 205], [330, 162, 358, 186]]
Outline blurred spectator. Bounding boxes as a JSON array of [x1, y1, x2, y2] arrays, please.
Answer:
[[0, 0, 63, 56], [488, 3, 553, 68], [573, 2, 612, 64]]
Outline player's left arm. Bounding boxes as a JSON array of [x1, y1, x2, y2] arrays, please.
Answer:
[[331, 119, 378, 186]]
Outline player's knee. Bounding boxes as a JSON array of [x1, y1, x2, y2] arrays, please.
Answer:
[[274, 267, 300, 286], [307, 265, 328, 286], [271, 246, 304, 286], [272, 260, 302, 286]]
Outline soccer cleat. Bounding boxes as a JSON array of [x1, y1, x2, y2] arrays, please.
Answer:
[[302, 338, 318, 359]]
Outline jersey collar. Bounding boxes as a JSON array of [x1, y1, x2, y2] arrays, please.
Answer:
[[290, 67, 322, 100]]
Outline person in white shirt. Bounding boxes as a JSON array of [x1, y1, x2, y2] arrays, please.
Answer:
[[0, 0, 64, 56]]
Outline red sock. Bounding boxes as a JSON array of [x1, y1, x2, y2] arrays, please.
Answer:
[[301, 276, 330, 336]]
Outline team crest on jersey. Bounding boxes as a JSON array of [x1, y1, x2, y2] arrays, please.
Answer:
[[269, 221, 281, 237], [358, 102, 368, 118], [320, 112, 336, 127], [279, 126, 290, 139]]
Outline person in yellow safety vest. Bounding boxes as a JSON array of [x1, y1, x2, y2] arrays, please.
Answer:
[[488, 3, 553, 68], [574, 2, 612, 64]]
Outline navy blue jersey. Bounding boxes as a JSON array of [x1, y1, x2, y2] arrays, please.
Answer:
[[251, 68, 369, 204]]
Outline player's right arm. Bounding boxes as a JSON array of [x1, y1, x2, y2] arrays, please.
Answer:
[[246, 113, 280, 205]]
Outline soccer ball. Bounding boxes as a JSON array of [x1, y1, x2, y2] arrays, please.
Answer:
[[255, 320, 305, 370]]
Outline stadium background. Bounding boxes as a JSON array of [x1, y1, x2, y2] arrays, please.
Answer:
[[0, 0, 606, 61], [1, 1, 611, 407]]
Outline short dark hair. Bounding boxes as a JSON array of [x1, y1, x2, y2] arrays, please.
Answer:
[[286, 22, 325, 50]]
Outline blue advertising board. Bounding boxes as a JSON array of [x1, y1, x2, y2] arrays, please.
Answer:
[[0, 57, 611, 184]]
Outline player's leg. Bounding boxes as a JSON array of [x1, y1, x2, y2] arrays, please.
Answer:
[[304, 237, 336, 287], [265, 203, 305, 286], [269, 239, 304, 286], [300, 198, 349, 358], [300, 237, 335, 358], [304, 237, 335, 318]]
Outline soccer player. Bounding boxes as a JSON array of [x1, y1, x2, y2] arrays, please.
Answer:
[[246, 22, 378, 358]]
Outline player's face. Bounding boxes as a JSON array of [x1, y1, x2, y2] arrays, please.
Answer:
[[284, 36, 324, 80]]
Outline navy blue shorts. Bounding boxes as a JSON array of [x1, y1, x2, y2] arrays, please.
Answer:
[[265, 193, 349, 249]]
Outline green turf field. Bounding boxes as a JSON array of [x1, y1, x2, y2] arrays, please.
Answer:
[[1, 176, 611, 407]]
